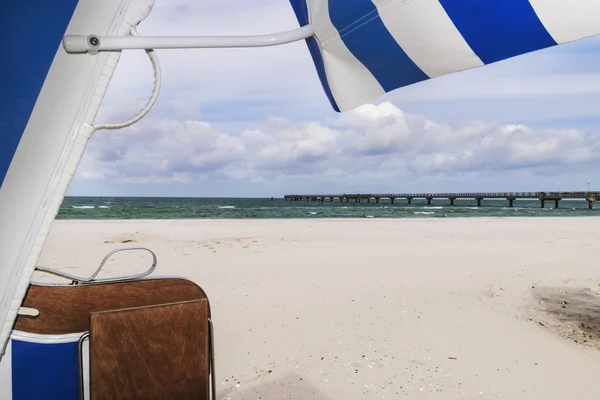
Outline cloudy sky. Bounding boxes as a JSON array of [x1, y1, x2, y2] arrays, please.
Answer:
[[69, 0, 600, 197]]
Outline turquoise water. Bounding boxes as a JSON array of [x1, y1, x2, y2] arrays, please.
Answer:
[[56, 197, 600, 219]]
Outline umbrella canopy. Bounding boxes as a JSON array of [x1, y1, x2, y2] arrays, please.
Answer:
[[290, 0, 600, 112]]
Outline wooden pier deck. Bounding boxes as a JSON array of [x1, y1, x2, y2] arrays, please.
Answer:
[[284, 192, 600, 209]]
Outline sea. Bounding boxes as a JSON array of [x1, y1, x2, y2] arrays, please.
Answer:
[[56, 197, 600, 219]]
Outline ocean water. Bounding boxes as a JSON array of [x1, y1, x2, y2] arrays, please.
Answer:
[[56, 197, 600, 219]]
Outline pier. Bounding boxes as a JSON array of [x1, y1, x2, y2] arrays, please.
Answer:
[[283, 192, 600, 209]]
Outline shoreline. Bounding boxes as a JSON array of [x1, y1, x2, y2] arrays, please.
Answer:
[[39, 218, 600, 399], [50, 215, 600, 222]]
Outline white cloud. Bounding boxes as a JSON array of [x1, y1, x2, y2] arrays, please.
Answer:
[[77, 171, 104, 180], [77, 102, 600, 190]]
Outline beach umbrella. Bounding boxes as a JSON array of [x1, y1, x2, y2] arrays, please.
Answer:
[[289, 0, 600, 112]]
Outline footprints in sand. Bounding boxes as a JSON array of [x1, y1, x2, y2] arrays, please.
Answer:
[[104, 233, 138, 244], [187, 236, 299, 255], [103, 232, 160, 244], [220, 372, 329, 400], [194, 237, 268, 255], [101, 234, 299, 259]]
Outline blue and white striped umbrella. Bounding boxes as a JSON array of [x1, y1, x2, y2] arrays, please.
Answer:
[[290, 0, 600, 112]]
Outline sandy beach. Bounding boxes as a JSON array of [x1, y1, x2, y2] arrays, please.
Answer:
[[37, 218, 600, 399]]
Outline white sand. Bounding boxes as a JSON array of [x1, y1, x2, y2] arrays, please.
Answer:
[[38, 218, 600, 399]]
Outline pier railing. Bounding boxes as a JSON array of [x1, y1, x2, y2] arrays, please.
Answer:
[[283, 192, 600, 209], [285, 192, 600, 199]]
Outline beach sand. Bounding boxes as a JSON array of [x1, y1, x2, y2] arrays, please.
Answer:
[[37, 218, 600, 399]]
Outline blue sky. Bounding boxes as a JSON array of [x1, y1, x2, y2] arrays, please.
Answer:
[[69, 0, 600, 197]]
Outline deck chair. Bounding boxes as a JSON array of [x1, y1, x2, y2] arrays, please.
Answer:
[[9, 248, 215, 400]]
